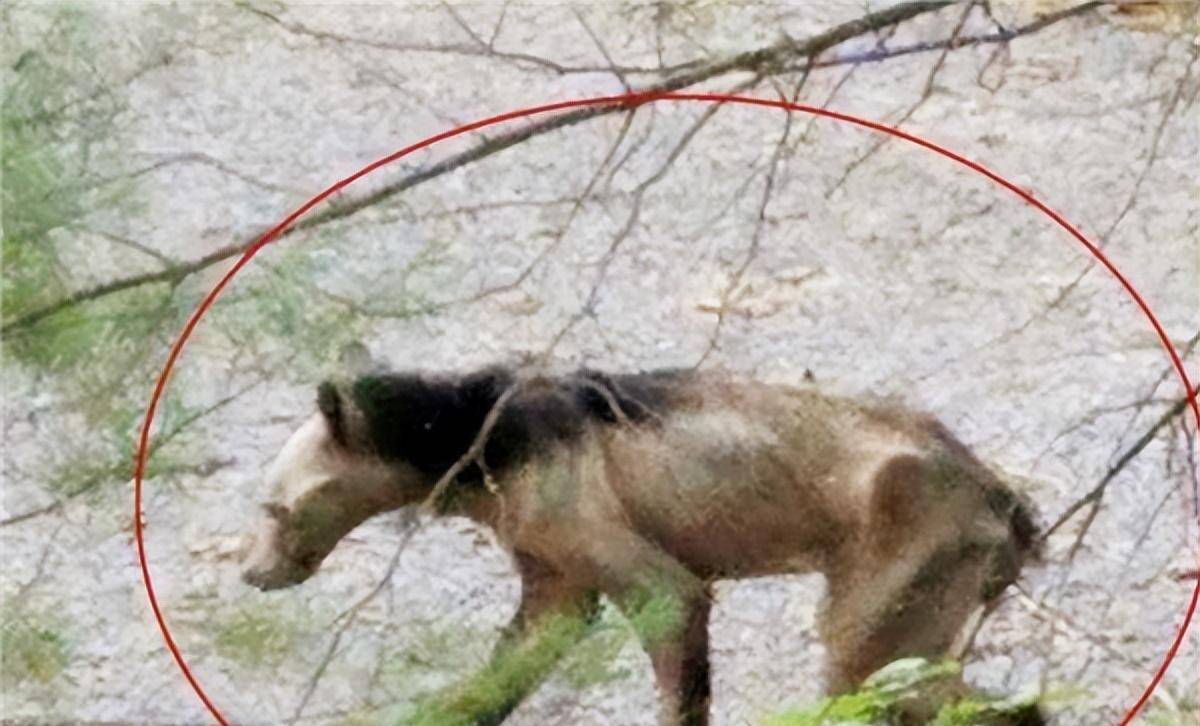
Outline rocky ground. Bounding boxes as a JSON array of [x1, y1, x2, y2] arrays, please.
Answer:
[[2, 2, 1197, 725]]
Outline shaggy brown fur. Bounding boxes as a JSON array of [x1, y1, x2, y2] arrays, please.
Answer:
[[242, 366, 1039, 726]]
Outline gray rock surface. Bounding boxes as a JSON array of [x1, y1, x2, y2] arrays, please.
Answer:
[[2, 2, 1196, 725]]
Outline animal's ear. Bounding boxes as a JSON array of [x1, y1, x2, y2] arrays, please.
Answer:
[[317, 381, 348, 445], [460, 366, 512, 406], [870, 455, 926, 548], [338, 341, 377, 378]]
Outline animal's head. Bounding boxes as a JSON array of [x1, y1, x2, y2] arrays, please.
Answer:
[[977, 483, 1042, 601], [241, 363, 517, 591], [905, 425, 1044, 607], [839, 447, 1043, 682], [241, 381, 426, 591]]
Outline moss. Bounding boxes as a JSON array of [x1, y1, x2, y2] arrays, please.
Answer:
[[1140, 704, 1200, 726], [0, 608, 70, 685], [214, 606, 304, 667]]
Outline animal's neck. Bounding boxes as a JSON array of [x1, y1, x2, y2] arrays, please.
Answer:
[[427, 481, 506, 535]]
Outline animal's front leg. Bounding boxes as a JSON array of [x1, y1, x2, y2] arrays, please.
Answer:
[[581, 531, 712, 726], [490, 552, 599, 663], [410, 553, 597, 726]]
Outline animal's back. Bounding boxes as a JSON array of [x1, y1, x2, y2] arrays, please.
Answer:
[[594, 373, 955, 579]]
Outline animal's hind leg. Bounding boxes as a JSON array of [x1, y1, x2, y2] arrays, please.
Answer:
[[818, 560, 1044, 724], [672, 591, 713, 726], [817, 453, 994, 694]]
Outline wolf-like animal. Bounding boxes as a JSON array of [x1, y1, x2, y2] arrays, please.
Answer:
[[241, 365, 1039, 725]]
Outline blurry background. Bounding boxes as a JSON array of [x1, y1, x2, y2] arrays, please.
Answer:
[[2, 1, 1197, 724]]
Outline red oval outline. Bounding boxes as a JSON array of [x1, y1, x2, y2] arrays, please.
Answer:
[[132, 91, 1199, 725]]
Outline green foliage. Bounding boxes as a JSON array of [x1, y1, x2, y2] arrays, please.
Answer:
[[2, 5, 142, 364], [10, 284, 175, 374], [368, 606, 629, 726], [2, 44, 82, 326], [766, 658, 1041, 726], [0, 606, 70, 685], [210, 243, 370, 375], [932, 694, 1040, 726], [383, 622, 494, 683], [399, 613, 592, 726], [623, 585, 686, 650], [556, 606, 633, 689], [393, 592, 690, 726], [39, 382, 192, 502]]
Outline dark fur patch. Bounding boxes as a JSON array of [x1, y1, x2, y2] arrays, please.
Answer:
[[344, 366, 689, 485], [924, 418, 1042, 558]]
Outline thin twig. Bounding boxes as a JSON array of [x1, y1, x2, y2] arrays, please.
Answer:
[[694, 70, 809, 367], [0, 374, 269, 528], [1041, 393, 1197, 543], [288, 510, 422, 724], [541, 75, 757, 359], [825, 0, 977, 197], [420, 382, 523, 514]]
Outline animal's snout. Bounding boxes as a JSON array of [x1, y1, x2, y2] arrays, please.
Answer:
[[241, 559, 311, 591], [240, 506, 292, 590], [241, 567, 271, 590], [262, 502, 289, 522]]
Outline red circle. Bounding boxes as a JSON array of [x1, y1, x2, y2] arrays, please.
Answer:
[[133, 91, 1199, 725]]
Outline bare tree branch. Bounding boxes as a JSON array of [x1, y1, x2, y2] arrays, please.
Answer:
[[0, 374, 269, 528], [1041, 391, 1198, 544], [787, 0, 1108, 74], [825, 0, 978, 197], [5, 1, 1001, 335]]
